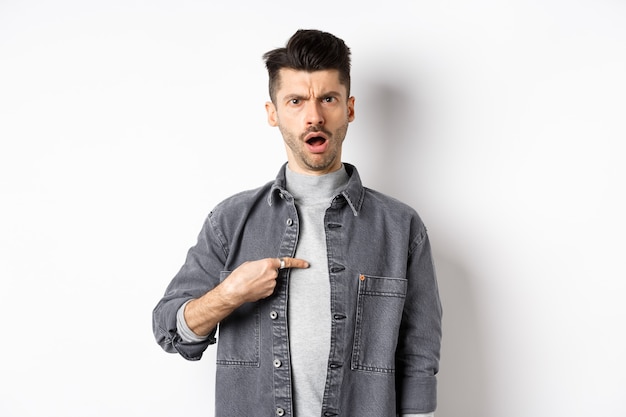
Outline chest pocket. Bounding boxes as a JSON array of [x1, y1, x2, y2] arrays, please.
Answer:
[[351, 274, 407, 373], [216, 271, 260, 367]]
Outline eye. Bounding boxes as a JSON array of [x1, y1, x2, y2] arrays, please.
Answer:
[[290, 98, 300, 105], [322, 96, 336, 103]]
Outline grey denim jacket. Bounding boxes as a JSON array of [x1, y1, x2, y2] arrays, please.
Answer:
[[152, 163, 442, 417]]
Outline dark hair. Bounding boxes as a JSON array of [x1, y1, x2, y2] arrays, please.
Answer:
[[263, 29, 351, 103]]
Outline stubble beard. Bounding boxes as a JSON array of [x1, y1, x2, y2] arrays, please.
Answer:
[[280, 121, 349, 173]]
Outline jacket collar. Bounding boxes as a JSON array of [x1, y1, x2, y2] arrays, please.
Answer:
[[267, 162, 364, 216]]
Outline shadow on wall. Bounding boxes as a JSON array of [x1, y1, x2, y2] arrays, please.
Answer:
[[348, 79, 413, 198], [356, 78, 490, 417], [435, 253, 490, 417]]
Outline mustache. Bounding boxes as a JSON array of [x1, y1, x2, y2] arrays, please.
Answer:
[[301, 126, 332, 138]]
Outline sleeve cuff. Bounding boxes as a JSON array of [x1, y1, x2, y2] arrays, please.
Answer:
[[176, 300, 210, 343], [401, 414, 434, 417]]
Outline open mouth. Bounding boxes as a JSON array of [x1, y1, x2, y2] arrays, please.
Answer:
[[306, 136, 327, 147], [305, 135, 328, 153], [304, 130, 330, 154]]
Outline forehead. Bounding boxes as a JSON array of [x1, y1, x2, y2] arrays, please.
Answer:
[[276, 68, 346, 97]]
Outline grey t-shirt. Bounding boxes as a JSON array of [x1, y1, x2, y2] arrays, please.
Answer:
[[285, 165, 350, 417]]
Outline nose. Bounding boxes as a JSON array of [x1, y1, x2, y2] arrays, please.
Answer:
[[305, 101, 324, 126]]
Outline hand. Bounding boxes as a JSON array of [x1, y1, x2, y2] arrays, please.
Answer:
[[184, 257, 309, 337], [221, 257, 309, 305]]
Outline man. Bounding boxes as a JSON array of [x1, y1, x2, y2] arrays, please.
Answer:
[[153, 29, 442, 417]]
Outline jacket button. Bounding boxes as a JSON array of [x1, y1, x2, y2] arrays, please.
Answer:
[[276, 407, 285, 416], [270, 311, 278, 319], [273, 359, 282, 368]]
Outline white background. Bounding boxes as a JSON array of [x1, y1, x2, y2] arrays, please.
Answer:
[[1, 1, 625, 416]]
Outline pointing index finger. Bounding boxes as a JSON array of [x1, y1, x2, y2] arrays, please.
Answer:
[[279, 257, 310, 270]]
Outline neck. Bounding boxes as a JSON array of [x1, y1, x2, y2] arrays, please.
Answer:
[[285, 164, 349, 205]]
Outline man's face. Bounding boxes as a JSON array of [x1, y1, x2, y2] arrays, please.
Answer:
[[266, 68, 355, 175]]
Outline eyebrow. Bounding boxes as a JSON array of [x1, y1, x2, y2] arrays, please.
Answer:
[[321, 90, 343, 98], [283, 91, 344, 101]]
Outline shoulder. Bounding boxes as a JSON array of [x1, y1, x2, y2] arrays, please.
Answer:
[[363, 187, 421, 219], [209, 180, 274, 220], [361, 186, 428, 244], [219, 181, 273, 207]]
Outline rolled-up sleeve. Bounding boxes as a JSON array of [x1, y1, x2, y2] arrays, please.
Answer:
[[396, 227, 443, 414], [152, 213, 226, 360]]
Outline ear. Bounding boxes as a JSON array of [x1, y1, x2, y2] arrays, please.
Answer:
[[265, 101, 278, 127], [347, 96, 356, 122]]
